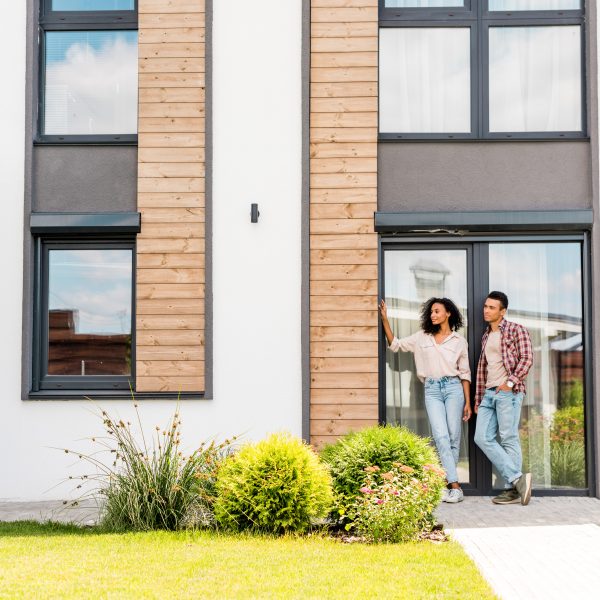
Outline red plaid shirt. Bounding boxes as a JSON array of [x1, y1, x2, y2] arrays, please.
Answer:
[[475, 319, 533, 407]]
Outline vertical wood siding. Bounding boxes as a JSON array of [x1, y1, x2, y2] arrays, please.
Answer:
[[136, 0, 205, 392], [310, 0, 379, 447]]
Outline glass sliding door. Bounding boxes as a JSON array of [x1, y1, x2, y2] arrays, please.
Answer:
[[489, 242, 586, 490], [381, 237, 590, 494], [383, 248, 471, 484]]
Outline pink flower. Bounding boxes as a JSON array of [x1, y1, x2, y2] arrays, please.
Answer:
[[399, 465, 414, 473], [391, 490, 399, 496], [364, 465, 380, 473], [359, 486, 372, 494], [376, 499, 384, 505], [382, 472, 394, 480]]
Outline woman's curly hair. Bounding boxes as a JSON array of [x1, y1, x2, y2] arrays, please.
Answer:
[[420, 297, 464, 335]]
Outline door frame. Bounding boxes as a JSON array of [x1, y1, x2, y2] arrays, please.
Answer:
[[378, 232, 595, 496]]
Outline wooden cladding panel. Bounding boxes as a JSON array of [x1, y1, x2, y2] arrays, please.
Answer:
[[136, 0, 205, 393], [310, 0, 379, 443]]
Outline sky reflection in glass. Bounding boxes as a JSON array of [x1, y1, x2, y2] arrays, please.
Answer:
[[49, 249, 132, 335], [52, 0, 134, 10], [44, 30, 138, 135]]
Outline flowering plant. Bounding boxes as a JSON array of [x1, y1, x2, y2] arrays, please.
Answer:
[[351, 463, 445, 543]]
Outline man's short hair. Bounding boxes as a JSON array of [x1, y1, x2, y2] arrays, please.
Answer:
[[487, 291, 509, 310]]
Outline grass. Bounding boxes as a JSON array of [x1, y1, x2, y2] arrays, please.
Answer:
[[0, 522, 495, 599]]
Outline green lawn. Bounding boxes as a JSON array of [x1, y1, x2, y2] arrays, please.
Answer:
[[0, 522, 495, 599]]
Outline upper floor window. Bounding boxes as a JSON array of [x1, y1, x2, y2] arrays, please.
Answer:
[[379, 1, 585, 140], [38, 0, 138, 143]]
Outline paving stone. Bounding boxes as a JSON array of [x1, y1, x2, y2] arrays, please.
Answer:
[[436, 497, 600, 599]]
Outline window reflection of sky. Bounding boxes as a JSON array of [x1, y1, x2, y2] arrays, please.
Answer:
[[385, 250, 468, 308], [52, 0, 134, 10], [490, 243, 582, 319], [44, 31, 137, 135], [49, 250, 132, 335]]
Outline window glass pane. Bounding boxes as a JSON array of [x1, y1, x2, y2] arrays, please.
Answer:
[[489, 26, 581, 133], [489, 1, 580, 10], [44, 31, 138, 135], [489, 243, 586, 490], [379, 28, 471, 133], [384, 250, 470, 484], [384, 1, 463, 6], [48, 249, 132, 376], [51, 0, 135, 10]]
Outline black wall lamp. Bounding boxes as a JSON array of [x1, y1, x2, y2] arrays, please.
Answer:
[[250, 203, 260, 223]]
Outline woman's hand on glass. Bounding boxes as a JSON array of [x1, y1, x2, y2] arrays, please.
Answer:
[[379, 299, 388, 322]]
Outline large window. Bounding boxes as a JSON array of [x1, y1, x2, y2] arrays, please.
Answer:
[[38, 0, 138, 142], [33, 240, 135, 392], [379, 1, 585, 139]]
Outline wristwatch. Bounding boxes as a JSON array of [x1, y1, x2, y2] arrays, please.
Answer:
[[507, 380, 515, 389]]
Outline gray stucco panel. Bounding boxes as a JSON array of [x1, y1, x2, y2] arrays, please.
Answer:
[[378, 142, 592, 212], [33, 146, 137, 212]]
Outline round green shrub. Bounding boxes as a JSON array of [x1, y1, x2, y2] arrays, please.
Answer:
[[214, 432, 333, 534], [320, 425, 440, 522]]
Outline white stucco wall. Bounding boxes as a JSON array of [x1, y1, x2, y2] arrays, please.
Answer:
[[0, 0, 303, 501]]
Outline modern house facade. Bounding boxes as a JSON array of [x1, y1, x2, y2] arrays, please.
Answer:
[[0, 0, 598, 501]]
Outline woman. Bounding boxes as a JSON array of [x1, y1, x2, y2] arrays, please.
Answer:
[[380, 297, 472, 503]]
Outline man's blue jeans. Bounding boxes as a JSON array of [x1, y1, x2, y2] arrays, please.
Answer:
[[424, 376, 465, 485], [474, 389, 524, 488]]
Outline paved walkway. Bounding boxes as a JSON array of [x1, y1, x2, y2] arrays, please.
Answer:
[[436, 497, 600, 600], [0, 500, 99, 525]]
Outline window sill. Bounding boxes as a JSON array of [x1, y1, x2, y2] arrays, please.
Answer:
[[27, 390, 207, 401], [34, 135, 138, 146], [378, 135, 590, 143]]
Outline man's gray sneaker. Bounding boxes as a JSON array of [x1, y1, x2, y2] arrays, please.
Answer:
[[514, 472, 532, 505], [492, 488, 520, 505], [445, 488, 464, 504]]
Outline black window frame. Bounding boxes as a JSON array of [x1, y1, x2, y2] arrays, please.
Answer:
[[378, 0, 587, 141], [32, 236, 136, 393], [37, 0, 139, 145]]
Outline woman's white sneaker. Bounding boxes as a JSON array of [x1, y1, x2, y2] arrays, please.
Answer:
[[445, 488, 464, 503], [441, 488, 451, 502]]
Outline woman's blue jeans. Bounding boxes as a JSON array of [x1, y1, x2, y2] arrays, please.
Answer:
[[424, 376, 465, 485]]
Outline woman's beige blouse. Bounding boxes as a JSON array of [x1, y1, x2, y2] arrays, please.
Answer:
[[389, 330, 471, 383]]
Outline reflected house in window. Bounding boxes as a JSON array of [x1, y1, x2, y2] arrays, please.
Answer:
[[409, 258, 450, 299], [48, 308, 131, 376]]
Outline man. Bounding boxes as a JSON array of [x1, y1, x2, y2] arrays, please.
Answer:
[[474, 291, 534, 506]]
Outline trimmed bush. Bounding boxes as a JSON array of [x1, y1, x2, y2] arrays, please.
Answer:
[[214, 432, 333, 534], [353, 463, 446, 543], [320, 425, 439, 523]]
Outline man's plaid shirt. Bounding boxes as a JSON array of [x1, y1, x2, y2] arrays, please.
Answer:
[[475, 319, 534, 407]]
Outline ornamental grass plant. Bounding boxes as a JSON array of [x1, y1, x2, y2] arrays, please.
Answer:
[[64, 404, 233, 531], [214, 432, 333, 534]]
